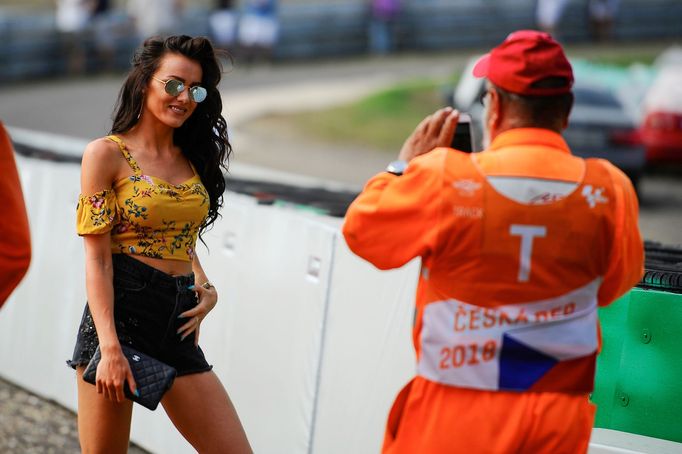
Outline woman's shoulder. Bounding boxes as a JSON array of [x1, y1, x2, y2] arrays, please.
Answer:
[[81, 136, 127, 184], [83, 136, 124, 160]]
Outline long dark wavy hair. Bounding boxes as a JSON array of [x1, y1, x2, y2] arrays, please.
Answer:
[[110, 35, 230, 238]]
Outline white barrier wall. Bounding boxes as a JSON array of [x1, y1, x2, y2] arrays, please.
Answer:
[[312, 249, 418, 454], [2, 153, 678, 454]]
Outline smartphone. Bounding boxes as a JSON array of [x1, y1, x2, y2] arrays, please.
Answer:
[[450, 112, 474, 153]]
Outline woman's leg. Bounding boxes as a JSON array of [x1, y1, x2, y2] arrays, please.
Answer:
[[76, 367, 134, 454], [161, 371, 252, 454]]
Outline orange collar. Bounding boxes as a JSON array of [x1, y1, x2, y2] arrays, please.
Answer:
[[488, 128, 571, 155]]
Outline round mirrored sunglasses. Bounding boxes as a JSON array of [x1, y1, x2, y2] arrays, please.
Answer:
[[152, 77, 207, 103]]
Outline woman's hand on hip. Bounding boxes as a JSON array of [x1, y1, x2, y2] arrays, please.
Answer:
[[177, 284, 218, 346], [96, 346, 138, 403]]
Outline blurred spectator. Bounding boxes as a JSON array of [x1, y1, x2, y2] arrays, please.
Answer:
[[90, 0, 117, 72], [536, 0, 569, 36], [93, 0, 108, 15], [237, 0, 279, 63], [368, 0, 400, 55], [0, 122, 31, 309], [588, 0, 620, 41], [127, 0, 184, 42], [55, 0, 94, 74], [210, 0, 238, 51]]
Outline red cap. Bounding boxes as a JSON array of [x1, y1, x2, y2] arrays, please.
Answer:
[[473, 30, 573, 96]]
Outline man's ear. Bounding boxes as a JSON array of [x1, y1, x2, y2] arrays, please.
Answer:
[[489, 88, 503, 130]]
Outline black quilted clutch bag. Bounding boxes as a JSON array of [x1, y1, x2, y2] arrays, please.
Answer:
[[83, 344, 177, 411]]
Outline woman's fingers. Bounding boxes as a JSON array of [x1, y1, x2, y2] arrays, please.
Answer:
[[197, 286, 218, 311], [178, 307, 199, 319], [177, 314, 201, 333], [178, 288, 217, 322], [96, 375, 136, 403], [95, 351, 133, 403], [126, 366, 138, 398], [177, 300, 204, 340], [112, 380, 125, 403], [102, 381, 116, 402], [176, 285, 218, 341], [100, 378, 121, 403], [177, 315, 201, 341]]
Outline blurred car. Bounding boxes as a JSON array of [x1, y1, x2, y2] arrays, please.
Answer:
[[640, 48, 682, 165], [566, 85, 645, 188], [452, 57, 646, 189]]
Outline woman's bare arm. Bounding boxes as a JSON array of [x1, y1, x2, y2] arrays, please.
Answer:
[[80, 138, 137, 402]]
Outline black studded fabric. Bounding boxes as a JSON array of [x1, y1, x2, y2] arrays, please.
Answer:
[[82, 344, 177, 411]]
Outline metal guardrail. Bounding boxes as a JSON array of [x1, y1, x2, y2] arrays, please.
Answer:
[[640, 241, 682, 294]]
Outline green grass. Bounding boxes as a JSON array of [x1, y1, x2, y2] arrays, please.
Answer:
[[274, 78, 456, 152], [586, 53, 659, 67], [256, 48, 661, 152]]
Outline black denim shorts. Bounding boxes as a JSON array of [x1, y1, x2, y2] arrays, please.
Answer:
[[67, 253, 212, 376]]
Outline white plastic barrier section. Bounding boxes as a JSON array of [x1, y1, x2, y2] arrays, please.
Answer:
[[1, 155, 679, 454], [312, 249, 417, 454]]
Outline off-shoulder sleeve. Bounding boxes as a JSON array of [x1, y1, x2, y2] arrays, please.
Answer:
[[76, 189, 118, 236]]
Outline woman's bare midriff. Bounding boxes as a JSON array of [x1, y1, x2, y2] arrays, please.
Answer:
[[126, 254, 193, 277]]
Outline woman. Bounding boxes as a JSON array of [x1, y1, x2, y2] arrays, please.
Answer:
[[67, 35, 252, 453]]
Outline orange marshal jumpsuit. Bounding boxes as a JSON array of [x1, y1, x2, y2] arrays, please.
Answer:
[[343, 128, 643, 454], [0, 122, 31, 308]]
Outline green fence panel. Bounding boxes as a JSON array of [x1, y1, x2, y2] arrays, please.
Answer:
[[592, 292, 631, 428], [594, 288, 682, 443]]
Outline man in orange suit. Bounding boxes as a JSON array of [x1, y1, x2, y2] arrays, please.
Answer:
[[343, 30, 643, 453], [0, 122, 31, 308]]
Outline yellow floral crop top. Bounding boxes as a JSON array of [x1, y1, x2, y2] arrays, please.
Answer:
[[76, 135, 210, 262]]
